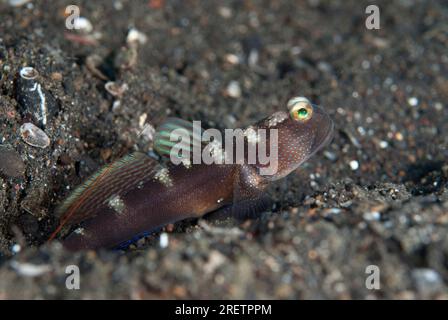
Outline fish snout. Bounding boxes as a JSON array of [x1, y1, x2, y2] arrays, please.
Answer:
[[311, 105, 334, 152]]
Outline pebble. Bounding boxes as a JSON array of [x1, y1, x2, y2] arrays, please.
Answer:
[[112, 100, 121, 112], [204, 250, 226, 274], [378, 140, 389, 149], [140, 123, 155, 142], [324, 150, 338, 161], [343, 130, 361, 148], [407, 97, 419, 107], [50, 72, 63, 81], [225, 81, 241, 98], [218, 6, 233, 18], [9, 261, 51, 277], [324, 208, 342, 216], [225, 53, 240, 65], [138, 113, 147, 128], [434, 102, 443, 111], [395, 132, 404, 141], [159, 232, 169, 248], [349, 160, 359, 170], [339, 200, 353, 208], [0, 146, 26, 178], [8, 0, 32, 6], [363, 211, 381, 221], [20, 122, 50, 148], [242, 36, 261, 63], [11, 244, 21, 254], [412, 268, 443, 296], [361, 60, 371, 69], [113, 0, 123, 10], [126, 28, 147, 45]]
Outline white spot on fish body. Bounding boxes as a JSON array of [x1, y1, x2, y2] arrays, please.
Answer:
[[107, 195, 126, 214], [154, 167, 173, 187], [74, 227, 85, 235], [182, 158, 192, 169], [267, 112, 288, 127]]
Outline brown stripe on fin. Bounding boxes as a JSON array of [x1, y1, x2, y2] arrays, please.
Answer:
[[54, 152, 158, 231]]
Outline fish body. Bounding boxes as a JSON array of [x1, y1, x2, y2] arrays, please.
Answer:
[[55, 97, 334, 250], [63, 164, 236, 250]]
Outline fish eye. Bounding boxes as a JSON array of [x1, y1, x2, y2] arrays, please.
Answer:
[[287, 96, 314, 122], [290, 103, 313, 122]]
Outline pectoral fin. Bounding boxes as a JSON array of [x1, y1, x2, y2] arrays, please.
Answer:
[[207, 195, 272, 221]]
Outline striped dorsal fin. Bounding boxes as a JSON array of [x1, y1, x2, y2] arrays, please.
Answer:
[[51, 152, 159, 238], [154, 117, 204, 162]]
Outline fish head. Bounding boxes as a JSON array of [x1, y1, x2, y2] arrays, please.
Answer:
[[255, 96, 334, 180]]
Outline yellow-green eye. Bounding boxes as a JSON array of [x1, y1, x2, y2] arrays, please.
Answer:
[[297, 108, 309, 119], [290, 104, 313, 121]]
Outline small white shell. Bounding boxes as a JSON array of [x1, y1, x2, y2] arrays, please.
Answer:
[[10, 261, 51, 277], [19, 67, 39, 80], [105, 81, 128, 98], [225, 81, 241, 98], [73, 17, 93, 33], [126, 28, 147, 45], [20, 122, 50, 148]]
